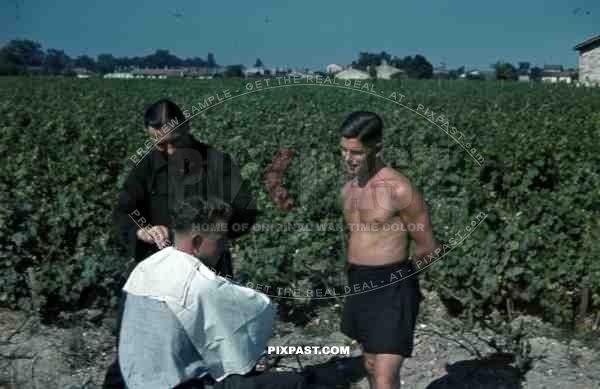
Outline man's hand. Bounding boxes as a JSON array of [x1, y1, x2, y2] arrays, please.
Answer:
[[136, 225, 170, 249]]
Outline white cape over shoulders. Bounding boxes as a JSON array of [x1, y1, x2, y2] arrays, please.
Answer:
[[120, 247, 275, 386]]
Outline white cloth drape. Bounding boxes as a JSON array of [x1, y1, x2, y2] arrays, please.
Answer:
[[120, 247, 275, 388]]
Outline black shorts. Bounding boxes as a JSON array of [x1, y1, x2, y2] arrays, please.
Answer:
[[340, 261, 422, 357]]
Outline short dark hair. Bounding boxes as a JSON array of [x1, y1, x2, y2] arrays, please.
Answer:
[[169, 196, 233, 235], [144, 98, 189, 132], [338, 111, 383, 147]]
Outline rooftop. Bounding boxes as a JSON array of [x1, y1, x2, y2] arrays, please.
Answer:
[[543, 65, 564, 71], [574, 34, 600, 51]]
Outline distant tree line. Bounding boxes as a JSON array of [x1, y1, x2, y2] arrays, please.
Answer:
[[349, 51, 565, 82], [0, 39, 219, 75], [1, 39, 571, 81], [351, 51, 434, 79], [438, 61, 547, 81]]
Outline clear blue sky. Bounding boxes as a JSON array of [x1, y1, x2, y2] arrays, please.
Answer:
[[1, 0, 598, 70]]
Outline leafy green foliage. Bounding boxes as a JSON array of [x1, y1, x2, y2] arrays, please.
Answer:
[[493, 62, 518, 80], [0, 77, 598, 327]]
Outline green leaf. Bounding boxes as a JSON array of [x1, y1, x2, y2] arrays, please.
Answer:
[[527, 167, 539, 179]]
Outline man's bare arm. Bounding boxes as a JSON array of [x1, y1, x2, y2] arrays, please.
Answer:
[[395, 182, 440, 260]]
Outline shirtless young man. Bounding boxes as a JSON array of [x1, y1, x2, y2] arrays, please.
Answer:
[[338, 111, 440, 389]]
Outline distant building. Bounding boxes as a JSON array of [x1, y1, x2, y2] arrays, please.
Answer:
[[73, 67, 94, 78], [326, 64, 343, 73], [543, 64, 564, 74], [539, 65, 576, 83], [574, 34, 600, 86], [244, 67, 287, 77], [517, 66, 531, 82], [287, 70, 311, 78], [131, 68, 183, 78], [334, 68, 370, 80], [110, 66, 223, 79], [244, 66, 265, 77], [459, 69, 483, 80], [374, 59, 403, 80], [541, 70, 575, 84], [560, 72, 576, 83], [104, 72, 134, 79]]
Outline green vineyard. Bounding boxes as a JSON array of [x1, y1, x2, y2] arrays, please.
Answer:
[[1, 76, 599, 327]]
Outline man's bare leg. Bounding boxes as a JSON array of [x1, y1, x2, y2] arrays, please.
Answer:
[[369, 353, 404, 389], [363, 351, 376, 388]]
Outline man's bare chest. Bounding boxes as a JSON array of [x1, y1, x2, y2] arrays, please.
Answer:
[[343, 185, 398, 225]]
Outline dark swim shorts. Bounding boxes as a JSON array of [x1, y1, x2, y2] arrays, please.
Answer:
[[340, 260, 423, 357]]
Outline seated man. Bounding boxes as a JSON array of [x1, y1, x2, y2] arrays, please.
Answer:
[[118, 196, 364, 389]]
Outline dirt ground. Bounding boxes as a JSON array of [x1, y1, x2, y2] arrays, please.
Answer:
[[1, 289, 599, 389]]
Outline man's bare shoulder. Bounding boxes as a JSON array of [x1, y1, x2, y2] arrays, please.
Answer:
[[341, 180, 354, 197], [372, 167, 412, 190], [371, 167, 416, 209]]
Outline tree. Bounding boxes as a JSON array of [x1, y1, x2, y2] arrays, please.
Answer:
[[115, 56, 132, 71], [493, 61, 517, 80], [74, 55, 96, 72], [379, 51, 391, 64], [395, 56, 414, 71], [368, 65, 377, 78], [0, 41, 226, 75], [352, 52, 433, 79], [144, 49, 180, 68], [352, 51, 393, 71], [183, 57, 206, 67], [0, 39, 44, 67], [410, 54, 433, 79], [0, 61, 24, 75], [388, 54, 433, 79], [530, 67, 543, 81], [352, 52, 370, 70], [352, 52, 375, 70], [43, 49, 70, 74], [224, 64, 244, 78], [448, 66, 465, 79], [129, 56, 144, 68], [518, 62, 530, 75], [207, 52, 216, 68], [96, 54, 116, 74], [254, 58, 263, 68]]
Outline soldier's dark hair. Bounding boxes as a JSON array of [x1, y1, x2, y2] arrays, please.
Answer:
[[338, 111, 383, 147], [169, 196, 232, 235], [144, 98, 189, 131]]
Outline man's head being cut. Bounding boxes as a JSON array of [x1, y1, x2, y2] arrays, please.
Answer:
[[169, 196, 233, 266]]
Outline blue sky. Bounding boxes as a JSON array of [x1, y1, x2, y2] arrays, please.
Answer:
[[1, 0, 598, 70]]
